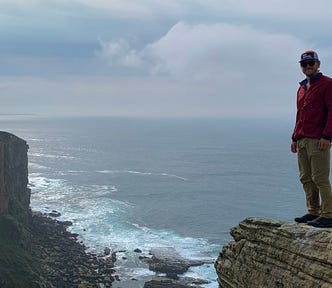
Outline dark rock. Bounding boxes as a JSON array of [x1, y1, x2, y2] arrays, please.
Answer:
[[62, 220, 73, 226], [166, 273, 179, 280], [0, 132, 30, 222], [141, 248, 211, 288], [31, 213, 119, 287], [134, 248, 142, 253], [114, 275, 120, 281], [48, 210, 61, 217], [143, 276, 203, 288], [142, 247, 208, 275], [104, 247, 111, 255]]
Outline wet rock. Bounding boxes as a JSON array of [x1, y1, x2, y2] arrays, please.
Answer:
[[141, 247, 211, 288], [62, 220, 73, 226], [104, 247, 111, 256], [31, 213, 119, 287], [143, 247, 208, 275], [134, 248, 142, 253], [48, 210, 61, 217], [143, 276, 205, 288]]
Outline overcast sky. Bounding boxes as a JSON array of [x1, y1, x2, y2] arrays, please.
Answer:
[[1, 0, 332, 118]]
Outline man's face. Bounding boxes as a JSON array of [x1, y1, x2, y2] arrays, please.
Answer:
[[300, 60, 320, 77]]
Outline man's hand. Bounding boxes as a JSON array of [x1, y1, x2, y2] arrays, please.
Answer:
[[319, 138, 331, 150], [291, 141, 297, 153]]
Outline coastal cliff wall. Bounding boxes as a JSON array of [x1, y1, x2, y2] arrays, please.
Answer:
[[0, 132, 119, 288], [215, 217, 332, 288], [0, 131, 30, 221]]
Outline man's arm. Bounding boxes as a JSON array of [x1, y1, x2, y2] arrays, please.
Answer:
[[291, 141, 297, 153], [322, 81, 332, 146]]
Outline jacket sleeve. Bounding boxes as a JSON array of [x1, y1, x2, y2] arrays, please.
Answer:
[[322, 81, 332, 140], [291, 87, 301, 141]]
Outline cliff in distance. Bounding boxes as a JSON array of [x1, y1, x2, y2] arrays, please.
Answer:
[[0, 132, 118, 288], [215, 217, 332, 288], [0, 132, 30, 220]]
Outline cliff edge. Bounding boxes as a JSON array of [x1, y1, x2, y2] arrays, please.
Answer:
[[215, 217, 332, 288]]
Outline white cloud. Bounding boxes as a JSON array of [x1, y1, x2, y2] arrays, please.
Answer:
[[99, 22, 305, 81], [98, 39, 143, 68], [1, 0, 330, 118], [92, 21, 310, 118]]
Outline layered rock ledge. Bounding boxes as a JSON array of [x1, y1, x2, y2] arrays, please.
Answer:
[[215, 217, 332, 288]]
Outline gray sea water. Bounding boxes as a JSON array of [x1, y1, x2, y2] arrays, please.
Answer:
[[0, 116, 304, 287]]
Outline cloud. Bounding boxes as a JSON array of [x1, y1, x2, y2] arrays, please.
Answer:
[[216, 0, 332, 19], [1, 1, 330, 118], [99, 22, 305, 80], [93, 22, 309, 118], [98, 39, 143, 68]]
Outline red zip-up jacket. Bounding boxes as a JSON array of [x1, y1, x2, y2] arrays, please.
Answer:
[[292, 72, 332, 141]]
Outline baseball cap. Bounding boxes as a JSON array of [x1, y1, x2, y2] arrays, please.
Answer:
[[299, 50, 319, 62]]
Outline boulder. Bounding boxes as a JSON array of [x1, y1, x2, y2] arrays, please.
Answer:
[[143, 247, 207, 276]]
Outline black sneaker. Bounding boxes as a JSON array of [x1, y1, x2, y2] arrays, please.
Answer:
[[307, 217, 332, 228], [294, 213, 319, 223]]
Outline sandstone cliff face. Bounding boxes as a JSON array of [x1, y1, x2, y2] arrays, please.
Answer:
[[215, 217, 332, 288], [0, 131, 30, 221]]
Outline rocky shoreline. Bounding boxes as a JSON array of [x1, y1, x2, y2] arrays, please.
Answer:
[[0, 132, 214, 288], [31, 211, 213, 288], [30, 212, 120, 288]]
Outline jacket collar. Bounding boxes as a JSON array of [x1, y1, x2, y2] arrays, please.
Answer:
[[299, 72, 322, 86]]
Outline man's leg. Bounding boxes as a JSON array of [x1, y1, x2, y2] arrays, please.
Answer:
[[297, 138, 320, 215], [308, 139, 332, 218]]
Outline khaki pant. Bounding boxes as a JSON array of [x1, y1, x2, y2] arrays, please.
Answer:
[[297, 138, 332, 217]]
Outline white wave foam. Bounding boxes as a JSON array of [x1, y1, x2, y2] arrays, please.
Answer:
[[29, 162, 48, 170], [28, 173, 216, 286], [27, 138, 43, 142], [29, 175, 122, 211], [97, 169, 188, 181], [29, 152, 75, 160], [185, 265, 218, 288]]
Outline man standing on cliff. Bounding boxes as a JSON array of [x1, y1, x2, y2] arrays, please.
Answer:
[[291, 50, 332, 228]]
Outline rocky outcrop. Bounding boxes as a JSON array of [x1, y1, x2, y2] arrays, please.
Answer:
[[215, 217, 332, 288], [144, 276, 209, 288], [142, 247, 211, 288], [143, 247, 208, 277], [0, 131, 30, 221]]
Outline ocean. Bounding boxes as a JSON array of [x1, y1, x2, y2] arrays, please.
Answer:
[[0, 116, 303, 287]]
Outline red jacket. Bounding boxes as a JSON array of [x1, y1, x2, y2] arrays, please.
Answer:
[[292, 73, 332, 141]]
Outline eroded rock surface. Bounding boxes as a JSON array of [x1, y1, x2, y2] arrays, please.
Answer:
[[215, 217, 332, 288]]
